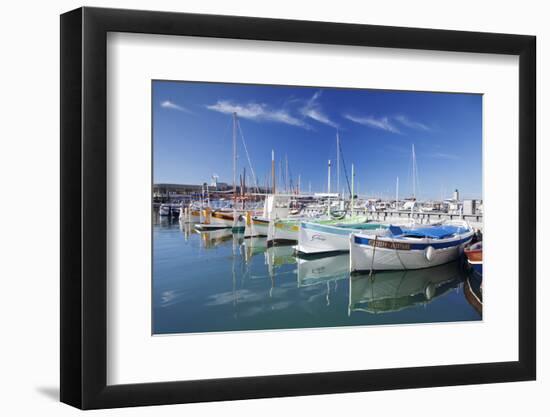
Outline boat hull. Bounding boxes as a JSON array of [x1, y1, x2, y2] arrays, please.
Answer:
[[350, 232, 473, 272], [212, 211, 245, 230], [179, 208, 202, 223], [244, 216, 269, 238], [465, 242, 483, 278], [267, 220, 299, 246], [297, 222, 386, 255]]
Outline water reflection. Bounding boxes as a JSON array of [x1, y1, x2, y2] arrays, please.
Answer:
[[297, 254, 349, 287], [153, 215, 481, 334], [349, 261, 463, 315]]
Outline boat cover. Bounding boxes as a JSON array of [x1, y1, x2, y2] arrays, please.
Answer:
[[390, 225, 468, 240]]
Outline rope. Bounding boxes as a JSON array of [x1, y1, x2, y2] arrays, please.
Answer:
[[236, 119, 260, 193], [338, 140, 353, 196], [369, 235, 377, 276]]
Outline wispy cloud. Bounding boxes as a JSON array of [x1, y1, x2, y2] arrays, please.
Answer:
[[344, 114, 401, 134], [394, 115, 431, 131], [160, 100, 191, 113], [300, 90, 339, 128], [344, 113, 431, 134], [206, 100, 310, 129]]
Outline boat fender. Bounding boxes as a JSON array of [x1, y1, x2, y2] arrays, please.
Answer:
[[425, 245, 435, 262], [425, 282, 436, 300]]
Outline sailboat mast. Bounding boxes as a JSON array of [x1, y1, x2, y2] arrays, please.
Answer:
[[336, 131, 340, 197], [412, 144, 416, 199], [351, 163, 355, 218], [232, 112, 237, 205], [396, 176, 399, 209], [271, 149, 276, 194], [327, 159, 332, 216], [327, 159, 331, 194], [285, 154, 289, 194]]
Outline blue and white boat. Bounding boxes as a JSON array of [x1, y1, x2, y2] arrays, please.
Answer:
[[350, 221, 474, 272]]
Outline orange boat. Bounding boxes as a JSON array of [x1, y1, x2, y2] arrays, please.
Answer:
[[464, 241, 482, 278]]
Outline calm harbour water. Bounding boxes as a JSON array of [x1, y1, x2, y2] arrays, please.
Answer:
[[153, 215, 481, 335]]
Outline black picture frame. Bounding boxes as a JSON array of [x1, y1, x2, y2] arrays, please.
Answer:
[[60, 6, 536, 410]]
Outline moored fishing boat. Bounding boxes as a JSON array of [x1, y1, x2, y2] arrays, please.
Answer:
[[211, 209, 245, 230], [244, 214, 270, 237], [464, 241, 482, 278], [297, 218, 386, 255], [350, 221, 474, 272], [195, 207, 245, 231], [179, 204, 203, 223], [244, 194, 293, 238], [159, 202, 181, 217]]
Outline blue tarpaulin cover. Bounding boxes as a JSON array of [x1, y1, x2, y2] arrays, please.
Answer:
[[391, 225, 467, 240]]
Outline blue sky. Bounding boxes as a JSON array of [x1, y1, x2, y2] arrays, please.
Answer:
[[153, 81, 482, 200]]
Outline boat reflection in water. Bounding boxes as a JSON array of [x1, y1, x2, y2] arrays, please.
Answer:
[[297, 253, 350, 306], [242, 237, 268, 264], [196, 228, 240, 249], [463, 272, 483, 315], [265, 245, 297, 278], [297, 253, 349, 287], [153, 215, 481, 334], [349, 261, 464, 315], [178, 221, 195, 241]]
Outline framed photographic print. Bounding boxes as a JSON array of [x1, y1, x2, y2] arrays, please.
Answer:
[[60, 7, 536, 409]]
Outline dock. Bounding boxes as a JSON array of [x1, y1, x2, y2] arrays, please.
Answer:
[[366, 210, 483, 231]]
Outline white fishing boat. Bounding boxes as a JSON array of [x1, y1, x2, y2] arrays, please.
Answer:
[[244, 192, 293, 238], [195, 207, 244, 231], [297, 162, 387, 254], [297, 219, 386, 255], [349, 221, 474, 272], [179, 204, 204, 223], [159, 202, 181, 217]]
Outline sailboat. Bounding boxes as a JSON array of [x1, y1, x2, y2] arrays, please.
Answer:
[[195, 112, 249, 232], [268, 132, 359, 246], [243, 150, 294, 238]]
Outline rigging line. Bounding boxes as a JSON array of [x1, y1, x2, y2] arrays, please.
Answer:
[[338, 140, 353, 196], [236, 119, 260, 193]]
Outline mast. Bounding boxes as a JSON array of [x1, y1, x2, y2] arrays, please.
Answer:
[[327, 159, 332, 216], [412, 144, 416, 199], [285, 154, 289, 194], [232, 112, 237, 206], [336, 131, 340, 198], [396, 176, 399, 209], [242, 167, 246, 209], [271, 149, 276, 194], [279, 160, 283, 193], [351, 163, 355, 218], [327, 159, 332, 194], [298, 174, 301, 195]]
